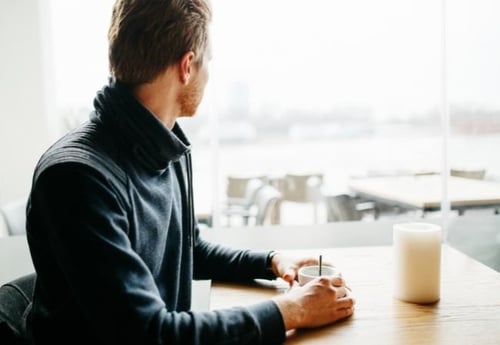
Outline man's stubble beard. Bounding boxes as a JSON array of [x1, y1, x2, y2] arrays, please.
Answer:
[[177, 79, 203, 117]]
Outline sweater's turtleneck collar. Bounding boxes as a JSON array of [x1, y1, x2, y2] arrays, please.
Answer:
[[91, 79, 190, 173]]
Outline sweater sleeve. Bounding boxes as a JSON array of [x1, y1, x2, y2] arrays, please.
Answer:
[[192, 234, 287, 344], [193, 234, 277, 282], [28, 163, 285, 345]]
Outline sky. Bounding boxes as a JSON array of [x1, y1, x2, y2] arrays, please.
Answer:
[[48, 0, 500, 120]]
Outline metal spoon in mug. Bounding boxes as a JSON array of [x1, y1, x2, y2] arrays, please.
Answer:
[[319, 255, 322, 276]]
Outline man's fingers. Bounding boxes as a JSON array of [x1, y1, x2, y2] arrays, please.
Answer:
[[282, 268, 296, 283], [338, 306, 354, 318], [336, 296, 356, 309], [331, 276, 345, 287], [333, 286, 348, 298]]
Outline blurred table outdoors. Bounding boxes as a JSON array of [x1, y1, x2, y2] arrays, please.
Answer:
[[348, 174, 500, 215], [210, 244, 500, 345]]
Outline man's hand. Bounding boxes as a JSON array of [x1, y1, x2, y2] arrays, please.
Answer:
[[272, 276, 355, 330]]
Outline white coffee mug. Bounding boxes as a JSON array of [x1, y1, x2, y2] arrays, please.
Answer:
[[298, 265, 339, 286]]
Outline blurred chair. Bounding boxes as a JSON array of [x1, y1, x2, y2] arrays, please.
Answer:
[[222, 178, 265, 226], [325, 194, 362, 222], [325, 194, 376, 222], [0, 199, 27, 236], [225, 175, 268, 200], [282, 173, 323, 202], [450, 168, 486, 180], [253, 185, 283, 226], [282, 173, 323, 223], [225, 178, 265, 208], [223, 184, 282, 226]]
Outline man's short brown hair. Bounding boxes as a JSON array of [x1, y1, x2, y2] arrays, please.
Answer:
[[108, 0, 211, 86]]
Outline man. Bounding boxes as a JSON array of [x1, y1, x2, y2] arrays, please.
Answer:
[[26, 0, 355, 344]]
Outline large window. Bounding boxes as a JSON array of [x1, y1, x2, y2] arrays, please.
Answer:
[[448, 0, 500, 179], [48, 1, 500, 232]]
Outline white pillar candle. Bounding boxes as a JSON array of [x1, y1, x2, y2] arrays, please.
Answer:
[[393, 222, 442, 304]]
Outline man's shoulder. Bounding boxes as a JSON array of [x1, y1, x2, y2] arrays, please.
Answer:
[[34, 121, 128, 186]]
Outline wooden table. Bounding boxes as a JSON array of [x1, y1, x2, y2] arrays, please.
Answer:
[[210, 245, 500, 345], [348, 174, 500, 214]]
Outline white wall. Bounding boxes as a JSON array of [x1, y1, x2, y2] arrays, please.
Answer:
[[0, 0, 53, 204]]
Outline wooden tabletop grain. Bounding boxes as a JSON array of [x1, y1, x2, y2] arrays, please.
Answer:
[[210, 245, 500, 345]]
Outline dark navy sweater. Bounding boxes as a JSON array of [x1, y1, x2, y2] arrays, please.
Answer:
[[26, 80, 285, 344]]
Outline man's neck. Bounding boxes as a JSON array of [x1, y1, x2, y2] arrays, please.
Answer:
[[133, 71, 180, 129]]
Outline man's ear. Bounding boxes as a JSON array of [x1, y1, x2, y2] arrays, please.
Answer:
[[179, 51, 196, 85]]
